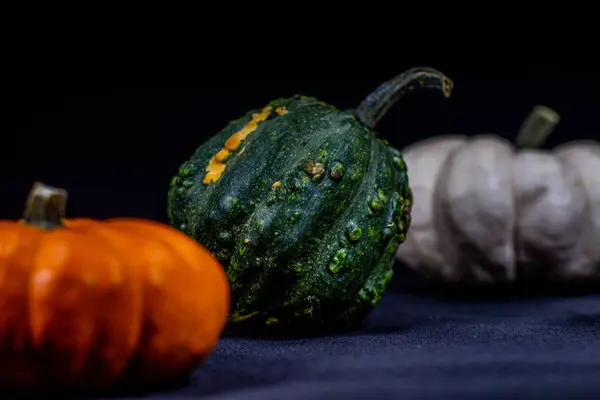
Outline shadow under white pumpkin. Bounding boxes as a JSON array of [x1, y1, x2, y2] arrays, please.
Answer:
[[396, 105, 600, 285]]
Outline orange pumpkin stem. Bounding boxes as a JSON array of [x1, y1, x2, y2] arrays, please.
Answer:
[[23, 181, 68, 229], [515, 105, 560, 149]]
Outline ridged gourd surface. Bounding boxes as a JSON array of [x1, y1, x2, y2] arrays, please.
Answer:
[[167, 95, 411, 331]]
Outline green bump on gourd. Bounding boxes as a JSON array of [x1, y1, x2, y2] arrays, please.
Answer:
[[289, 210, 301, 222], [166, 67, 452, 335], [329, 161, 345, 181], [345, 221, 363, 243], [368, 189, 387, 215], [178, 161, 196, 177], [328, 247, 349, 275], [217, 249, 230, 262], [392, 156, 405, 171]]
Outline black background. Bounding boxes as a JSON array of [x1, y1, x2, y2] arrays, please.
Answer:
[[2, 34, 597, 224]]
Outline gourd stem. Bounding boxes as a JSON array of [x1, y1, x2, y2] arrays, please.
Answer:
[[355, 67, 454, 129], [23, 182, 67, 229], [514, 105, 560, 149]]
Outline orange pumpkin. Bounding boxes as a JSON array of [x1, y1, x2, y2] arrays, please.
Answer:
[[0, 182, 230, 392]]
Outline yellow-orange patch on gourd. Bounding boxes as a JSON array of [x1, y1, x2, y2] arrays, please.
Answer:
[[203, 106, 272, 184]]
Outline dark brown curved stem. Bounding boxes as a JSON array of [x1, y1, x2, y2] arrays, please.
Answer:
[[23, 182, 67, 229], [355, 67, 454, 129], [514, 105, 560, 149]]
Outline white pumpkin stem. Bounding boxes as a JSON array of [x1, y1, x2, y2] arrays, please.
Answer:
[[514, 105, 560, 148], [23, 181, 68, 229]]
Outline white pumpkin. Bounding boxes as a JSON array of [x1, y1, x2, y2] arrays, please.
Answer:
[[396, 105, 600, 285]]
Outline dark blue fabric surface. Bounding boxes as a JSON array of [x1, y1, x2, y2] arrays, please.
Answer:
[[122, 286, 600, 399]]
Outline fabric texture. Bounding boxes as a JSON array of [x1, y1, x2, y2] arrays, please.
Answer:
[[106, 269, 600, 399]]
